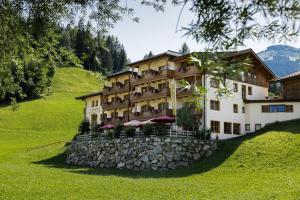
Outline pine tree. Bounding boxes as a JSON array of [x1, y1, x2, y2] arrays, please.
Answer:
[[144, 51, 154, 59], [179, 43, 190, 55]]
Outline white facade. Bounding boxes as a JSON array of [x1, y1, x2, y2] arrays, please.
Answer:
[[202, 75, 300, 139], [85, 95, 102, 125], [245, 102, 300, 132]]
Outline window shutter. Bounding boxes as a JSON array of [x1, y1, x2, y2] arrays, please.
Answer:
[[261, 105, 269, 112], [286, 105, 293, 112]]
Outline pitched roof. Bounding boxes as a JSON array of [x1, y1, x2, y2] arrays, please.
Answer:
[[128, 50, 181, 66], [170, 48, 276, 79], [275, 70, 300, 82], [106, 68, 133, 78], [75, 91, 102, 100]]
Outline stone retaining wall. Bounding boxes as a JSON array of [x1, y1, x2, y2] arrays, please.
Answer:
[[66, 137, 217, 171]]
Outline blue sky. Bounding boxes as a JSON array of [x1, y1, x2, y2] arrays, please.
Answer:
[[110, 1, 300, 62]]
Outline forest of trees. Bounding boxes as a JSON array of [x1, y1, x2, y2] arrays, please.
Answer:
[[59, 19, 129, 74]]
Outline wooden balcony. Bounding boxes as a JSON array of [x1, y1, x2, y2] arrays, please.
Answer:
[[129, 109, 173, 121], [131, 87, 170, 102], [102, 116, 128, 126], [177, 88, 193, 97], [102, 99, 129, 111], [131, 69, 175, 85], [175, 65, 200, 78], [103, 82, 130, 95]]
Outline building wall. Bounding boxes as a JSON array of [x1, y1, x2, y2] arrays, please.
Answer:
[[245, 102, 300, 132], [85, 95, 102, 124], [283, 78, 300, 100], [205, 75, 269, 136]]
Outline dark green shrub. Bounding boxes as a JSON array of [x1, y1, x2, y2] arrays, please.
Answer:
[[107, 130, 114, 139], [78, 120, 90, 135], [113, 123, 123, 138], [142, 124, 153, 136], [125, 127, 136, 137], [205, 129, 212, 140], [155, 123, 167, 136], [195, 128, 212, 140]]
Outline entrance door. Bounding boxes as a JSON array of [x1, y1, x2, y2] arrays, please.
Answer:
[[242, 85, 246, 99]]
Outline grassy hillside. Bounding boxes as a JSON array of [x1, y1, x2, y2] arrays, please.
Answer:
[[0, 68, 299, 199]]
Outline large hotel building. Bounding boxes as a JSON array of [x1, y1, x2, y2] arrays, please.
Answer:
[[77, 49, 300, 139]]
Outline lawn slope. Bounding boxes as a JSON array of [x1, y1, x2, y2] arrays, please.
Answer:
[[0, 68, 299, 200]]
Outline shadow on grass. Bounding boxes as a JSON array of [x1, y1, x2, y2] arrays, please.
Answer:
[[33, 119, 300, 179], [0, 96, 44, 108]]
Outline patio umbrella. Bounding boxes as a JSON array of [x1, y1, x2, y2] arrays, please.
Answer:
[[100, 124, 115, 129], [140, 119, 156, 125], [151, 115, 175, 123], [123, 120, 142, 127]]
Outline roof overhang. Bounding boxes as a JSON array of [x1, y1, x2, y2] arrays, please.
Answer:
[[75, 91, 102, 100]]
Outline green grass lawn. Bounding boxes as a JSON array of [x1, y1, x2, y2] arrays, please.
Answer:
[[0, 68, 299, 200]]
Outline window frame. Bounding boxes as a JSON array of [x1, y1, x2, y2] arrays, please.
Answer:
[[233, 83, 238, 92], [233, 123, 241, 135], [210, 100, 220, 111], [233, 104, 238, 113], [255, 124, 262, 131], [248, 86, 252, 95], [210, 120, 220, 133], [245, 124, 250, 131], [224, 122, 232, 134]]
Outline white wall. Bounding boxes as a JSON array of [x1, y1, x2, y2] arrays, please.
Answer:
[[245, 102, 300, 132], [85, 95, 102, 124], [204, 75, 269, 136]]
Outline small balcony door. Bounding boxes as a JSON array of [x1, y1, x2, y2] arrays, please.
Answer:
[[242, 85, 246, 99]]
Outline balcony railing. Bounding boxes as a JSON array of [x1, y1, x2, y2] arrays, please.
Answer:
[[102, 116, 128, 125], [129, 109, 173, 121], [177, 87, 194, 97], [175, 65, 200, 78], [131, 87, 170, 102], [131, 69, 175, 85], [103, 82, 130, 95], [102, 99, 129, 110]]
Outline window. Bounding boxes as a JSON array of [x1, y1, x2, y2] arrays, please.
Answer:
[[210, 78, 219, 88], [245, 124, 250, 131], [262, 105, 294, 113], [233, 104, 238, 113], [242, 106, 245, 113], [158, 102, 168, 110], [210, 100, 220, 110], [92, 101, 95, 107], [233, 123, 241, 135], [210, 121, 220, 133], [233, 83, 238, 92], [255, 124, 262, 131], [95, 100, 98, 107], [224, 122, 232, 134], [248, 86, 252, 95]]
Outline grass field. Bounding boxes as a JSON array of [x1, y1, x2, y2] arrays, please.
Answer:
[[0, 68, 299, 200]]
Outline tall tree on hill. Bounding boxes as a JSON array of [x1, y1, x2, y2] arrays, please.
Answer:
[[179, 43, 190, 55], [144, 51, 154, 59]]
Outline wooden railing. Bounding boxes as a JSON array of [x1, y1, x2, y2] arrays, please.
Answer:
[[175, 65, 200, 78], [103, 82, 130, 95], [131, 69, 175, 85], [102, 99, 129, 110], [129, 109, 173, 121], [131, 87, 170, 102]]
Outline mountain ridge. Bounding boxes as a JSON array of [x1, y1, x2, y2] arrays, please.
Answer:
[[257, 45, 300, 77]]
